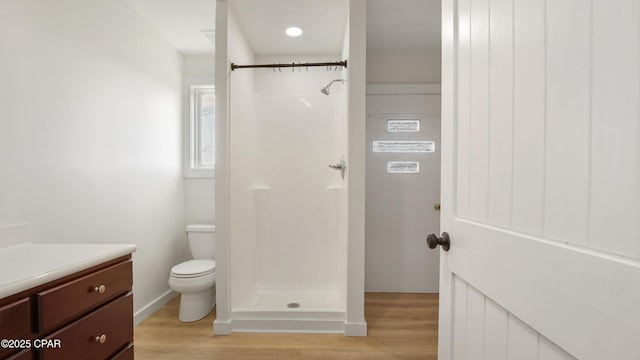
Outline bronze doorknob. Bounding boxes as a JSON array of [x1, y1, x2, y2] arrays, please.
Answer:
[[426, 232, 450, 251]]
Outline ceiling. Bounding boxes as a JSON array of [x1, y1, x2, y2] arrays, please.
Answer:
[[124, 0, 216, 55], [124, 0, 440, 56], [230, 0, 348, 55]]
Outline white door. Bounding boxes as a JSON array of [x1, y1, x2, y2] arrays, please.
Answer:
[[365, 88, 441, 293], [438, 0, 640, 359]]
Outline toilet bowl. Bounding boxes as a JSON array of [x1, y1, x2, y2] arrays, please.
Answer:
[[168, 225, 216, 322]]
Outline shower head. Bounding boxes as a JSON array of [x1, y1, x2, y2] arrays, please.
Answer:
[[320, 79, 345, 95]]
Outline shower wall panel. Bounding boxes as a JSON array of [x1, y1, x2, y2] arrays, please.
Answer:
[[255, 94, 343, 284], [227, 9, 260, 310]]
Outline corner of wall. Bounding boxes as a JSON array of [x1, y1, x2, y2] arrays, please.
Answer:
[[346, 0, 367, 330], [134, 290, 178, 326], [214, 0, 231, 325]]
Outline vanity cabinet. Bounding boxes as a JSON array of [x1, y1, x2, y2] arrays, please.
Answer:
[[0, 255, 133, 360], [5, 350, 31, 360], [0, 298, 31, 345]]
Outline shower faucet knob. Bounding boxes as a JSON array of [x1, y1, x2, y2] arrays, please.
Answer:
[[329, 156, 346, 180]]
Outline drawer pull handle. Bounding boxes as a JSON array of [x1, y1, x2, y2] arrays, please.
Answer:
[[95, 334, 107, 344], [94, 285, 106, 294]]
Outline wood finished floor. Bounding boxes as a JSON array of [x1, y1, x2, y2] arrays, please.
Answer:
[[134, 293, 438, 360]]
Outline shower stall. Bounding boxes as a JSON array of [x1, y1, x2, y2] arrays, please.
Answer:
[[214, 0, 367, 335], [229, 57, 349, 331]]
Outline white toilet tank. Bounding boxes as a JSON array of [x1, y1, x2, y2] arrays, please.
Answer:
[[186, 224, 215, 259]]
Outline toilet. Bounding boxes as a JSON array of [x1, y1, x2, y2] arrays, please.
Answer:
[[169, 224, 216, 322]]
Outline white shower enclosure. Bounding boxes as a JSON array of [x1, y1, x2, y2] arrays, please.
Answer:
[[214, 0, 367, 335]]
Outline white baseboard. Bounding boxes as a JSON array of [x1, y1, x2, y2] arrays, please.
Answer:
[[134, 290, 178, 326], [213, 319, 232, 335], [345, 321, 368, 337]]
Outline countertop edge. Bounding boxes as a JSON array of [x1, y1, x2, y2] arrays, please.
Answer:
[[0, 244, 136, 300]]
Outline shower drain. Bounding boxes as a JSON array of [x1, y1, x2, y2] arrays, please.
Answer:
[[287, 302, 300, 309]]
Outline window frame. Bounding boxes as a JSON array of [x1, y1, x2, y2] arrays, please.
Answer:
[[183, 77, 215, 178]]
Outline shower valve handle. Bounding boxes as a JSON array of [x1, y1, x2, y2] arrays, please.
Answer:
[[329, 157, 346, 180]]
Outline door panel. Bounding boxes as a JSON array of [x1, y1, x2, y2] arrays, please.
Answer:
[[450, 220, 639, 359], [439, 0, 640, 359], [468, 0, 490, 223], [452, 276, 576, 360], [512, 0, 545, 234], [365, 93, 440, 293], [488, 0, 514, 228], [590, 0, 640, 256], [545, 0, 591, 244], [507, 316, 538, 360]]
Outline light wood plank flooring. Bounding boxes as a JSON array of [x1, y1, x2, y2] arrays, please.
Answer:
[[134, 293, 438, 359]]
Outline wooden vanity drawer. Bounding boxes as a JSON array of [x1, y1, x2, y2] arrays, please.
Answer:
[[110, 343, 133, 360], [0, 297, 31, 338], [6, 349, 32, 360], [0, 298, 31, 359], [39, 293, 133, 360], [36, 260, 132, 333]]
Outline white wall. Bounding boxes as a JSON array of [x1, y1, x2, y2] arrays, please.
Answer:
[[182, 55, 216, 226], [184, 179, 215, 224], [366, 50, 441, 84], [183, 55, 215, 77], [0, 0, 185, 322]]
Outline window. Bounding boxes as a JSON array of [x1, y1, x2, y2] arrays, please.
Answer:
[[186, 84, 215, 177], [387, 119, 421, 132], [387, 161, 420, 174], [372, 141, 435, 153], [192, 86, 215, 168]]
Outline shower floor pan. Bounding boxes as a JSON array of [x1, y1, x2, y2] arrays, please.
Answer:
[[231, 283, 347, 333]]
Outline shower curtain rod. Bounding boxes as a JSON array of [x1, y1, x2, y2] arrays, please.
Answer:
[[230, 60, 347, 71]]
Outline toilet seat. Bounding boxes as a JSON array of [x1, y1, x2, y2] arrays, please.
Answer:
[[171, 259, 216, 278]]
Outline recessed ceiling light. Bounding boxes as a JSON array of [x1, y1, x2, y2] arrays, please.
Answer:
[[286, 27, 303, 37]]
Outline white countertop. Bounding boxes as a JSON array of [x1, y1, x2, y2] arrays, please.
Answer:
[[0, 243, 136, 299]]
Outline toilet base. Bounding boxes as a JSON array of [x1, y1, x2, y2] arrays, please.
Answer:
[[178, 287, 216, 322]]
